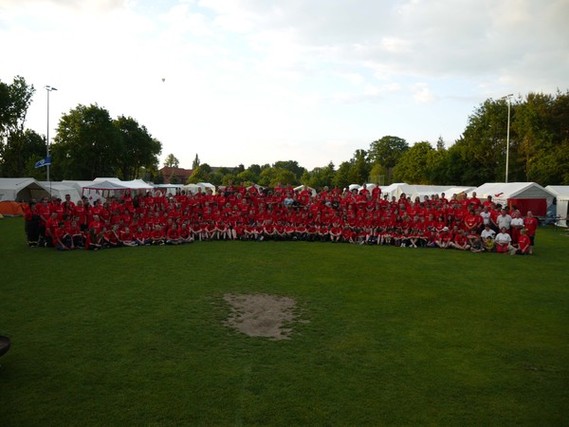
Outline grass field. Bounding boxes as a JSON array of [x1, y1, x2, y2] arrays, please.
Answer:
[[1, 216, 568, 426]]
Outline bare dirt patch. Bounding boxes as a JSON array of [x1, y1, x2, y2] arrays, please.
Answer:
[[223, 293, 299, 340]]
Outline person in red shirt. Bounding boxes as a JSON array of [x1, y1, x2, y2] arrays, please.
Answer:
[[516, 229, 532, 255], [135, 225, 152, 246], [151, 224, 166, 245], [435, 227, 452, 249], [67, 219, 85, 248], [166, 224, 183, 245], [524, 211, 539, 254], [450, 230, 470, 251], [119, 225, 137, 247], [103, 225, 120, 248], [53, 222, 73, 250]]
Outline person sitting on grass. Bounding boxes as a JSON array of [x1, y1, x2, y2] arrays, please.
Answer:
[[151, 224, 166, 245], [435, 227, 452, 249], [495, 227, 517, 255], [469, 235, 484, 253], [53, 221, 73, 250], [450, 229, 470, 251], [119, 225, 138, 247], [516, 228, 532, 255], [166, 223, 183, 245]]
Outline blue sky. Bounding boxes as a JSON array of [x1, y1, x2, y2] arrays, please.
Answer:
[[1, 0, 568, 170]]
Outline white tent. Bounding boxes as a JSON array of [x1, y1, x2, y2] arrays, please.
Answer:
[[81, 180, 130, 203], [545, 185, 569, 227], [182, 183, 201, 194], [294, 185, 317, 196], [39, 182, 82, 203], [0, 178, 50, 202], [196, 182, 216, 194], [474, 182, 554, 216], [409, 185, 474, 201], [379, 183, 416, 200]]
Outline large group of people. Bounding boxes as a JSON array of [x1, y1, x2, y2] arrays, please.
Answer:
[[22, 184, 538, 255]]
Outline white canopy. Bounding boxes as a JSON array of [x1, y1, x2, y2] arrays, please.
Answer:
[[545, 185, 569, 227], [0, 178, 50, 202], [379, 183, 416, 200], [294, 185, 317, 196], [474, 182, 554, 206], [39, 182, 82, 203]]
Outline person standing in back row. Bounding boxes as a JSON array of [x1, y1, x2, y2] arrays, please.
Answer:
[[524, 211, 539, 254]]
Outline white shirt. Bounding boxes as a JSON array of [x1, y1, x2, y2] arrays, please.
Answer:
[[495, 232, 512, 245], [481, 228, 496, 239], [497, 214, 512, 230], [511, 217, 524, 228], [480, 211, 491, 225]]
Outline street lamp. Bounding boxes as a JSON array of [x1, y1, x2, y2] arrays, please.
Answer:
[[45, 85, 57, 183], [503, 93, 513, 183]]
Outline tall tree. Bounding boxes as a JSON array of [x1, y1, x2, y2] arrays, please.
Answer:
[[513, 91, 569, 184], [51, 104, 122, 179], [393, 141, 434, 184], [0, 76, 36, 176], [302, 162, 335, 189], [259, 166, 297, 187], [187, 163, 212, 183], [273, 160, 306, 181], [368, 136, 409, 184], [114, 115, 161, 180], [163, 153, 180, 168], [0, 76, 35, 137], [449, 98, 513, 185], [332, 161, 352, 190], [348, 149, 371, 184], [1, 129, 45, 177], [192, 153, 200, 169]]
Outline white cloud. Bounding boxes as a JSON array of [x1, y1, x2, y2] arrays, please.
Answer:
[[1, 0, 568, 171]]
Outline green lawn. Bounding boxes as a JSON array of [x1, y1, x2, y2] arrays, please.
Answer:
[[1, 217, 568, 426]]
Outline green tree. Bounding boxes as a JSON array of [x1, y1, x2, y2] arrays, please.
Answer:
[[236, 169, 259, 185], [303, 162, 335, 189], [114, 115, 161, 180], [348, 149, 371, 184], [273, 160, 306, 181], [368, 136, 409, 184], [51, 104, 122, 179], [1, 129, 45, 177], [393, 141, 434, 184], [164, 153, 179, 168], [513, 91, 569, 184], [0, 76, 36, 176], [187, 163, 212, 183], [259, 167, 296, 187], [368, 163, 385, 185], [0, 76, 35, 137], [448, 98, 514, 185], [192, 153, 200, 169], [332, 161, 352, 189]]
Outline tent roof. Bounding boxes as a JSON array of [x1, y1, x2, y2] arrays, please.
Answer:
[[379, 183, 416, 198], [545, 185, 569, 200], [82, 180, 130, 190], [0, 178, 50, 201], [0, 177, 43, 190], [474, 182, 554, 200]]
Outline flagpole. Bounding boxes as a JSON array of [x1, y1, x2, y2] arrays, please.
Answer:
[[45, 85, 57, 194]]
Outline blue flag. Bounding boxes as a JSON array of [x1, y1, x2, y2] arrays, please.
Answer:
[[35, 156, 52, 168]]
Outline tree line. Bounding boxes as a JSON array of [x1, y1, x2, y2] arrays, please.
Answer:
[[1, 75, 568, 186]]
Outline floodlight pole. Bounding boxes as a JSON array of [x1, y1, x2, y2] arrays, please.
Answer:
[[503, 93, 513, 183], [46, 85, 57, 184]]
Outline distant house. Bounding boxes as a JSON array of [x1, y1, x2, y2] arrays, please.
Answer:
[[159, 167, 193, 184]]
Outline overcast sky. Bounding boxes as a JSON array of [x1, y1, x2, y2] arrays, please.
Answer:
[[1, 0, 568, 170]]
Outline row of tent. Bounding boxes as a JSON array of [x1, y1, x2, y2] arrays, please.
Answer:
[[0, 177, 568, 226]]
